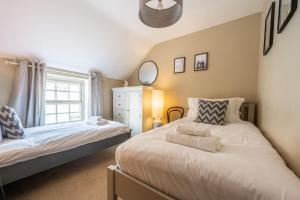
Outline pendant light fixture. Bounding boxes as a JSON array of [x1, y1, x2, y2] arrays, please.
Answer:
[[139, 0, 183, 28]]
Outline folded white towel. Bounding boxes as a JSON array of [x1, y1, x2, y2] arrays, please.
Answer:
[[86, 120, 108, 126], [165, 132, 222, 153], [176, 123, 210, 137], [89, 116, 103, 121]]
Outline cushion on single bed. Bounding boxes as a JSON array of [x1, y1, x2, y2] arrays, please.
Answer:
[[187, 98, 245, 123], [194, 99, 229, 125], [0, 105, 25, 139]]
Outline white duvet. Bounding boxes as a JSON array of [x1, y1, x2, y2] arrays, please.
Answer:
[[0, 121, 129, 168], [116, 118, 300, 200]]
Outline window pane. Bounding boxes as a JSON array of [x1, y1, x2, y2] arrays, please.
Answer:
[[45, 91, 55, 101], [57, 113, 69, 123], [45, 72, 86, 124], [57, 104, 69, 113], [45, 104, 56, 114], [70, 113, 81, 121], [70, 92, 80, 101], [57, 91, 69, 101], [56, 82, 68, 91], [45, 114, 56, 124], [70, 104, 81, 113], [46, 81, 55, 90], [69, 83, 80, 92]]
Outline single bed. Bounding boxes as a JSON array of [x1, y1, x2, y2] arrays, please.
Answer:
[[0, 120, 130, 185], [108, 105, 300, 200]]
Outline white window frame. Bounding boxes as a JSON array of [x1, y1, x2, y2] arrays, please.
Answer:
[[45, 72, 87, 125]]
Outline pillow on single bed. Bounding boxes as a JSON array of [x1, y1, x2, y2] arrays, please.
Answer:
[[0, 105, 25, 139], [194, 99, 229, 125], [187, 98, 245, 123]]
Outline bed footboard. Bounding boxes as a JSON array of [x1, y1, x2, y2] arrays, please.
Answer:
[[107, 165, 175, 200]]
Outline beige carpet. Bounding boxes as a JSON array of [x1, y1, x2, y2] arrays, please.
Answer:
[[4, 146, 118, 200]]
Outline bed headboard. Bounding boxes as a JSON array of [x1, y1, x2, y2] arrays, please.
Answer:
[[240, 103, 256, 124]]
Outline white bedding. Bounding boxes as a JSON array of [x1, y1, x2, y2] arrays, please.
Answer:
[[116, 118, 300, 200], [0, 120, 129, 168]]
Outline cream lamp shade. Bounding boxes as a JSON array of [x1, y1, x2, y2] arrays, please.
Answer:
[[152, 90, 165, 123]]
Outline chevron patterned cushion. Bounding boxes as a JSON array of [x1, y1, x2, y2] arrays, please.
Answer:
[[194, 99, 229, 125], [0, 106, 25, 139]]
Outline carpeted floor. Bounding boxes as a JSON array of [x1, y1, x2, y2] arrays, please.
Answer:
[[3, 146, 118, 200]]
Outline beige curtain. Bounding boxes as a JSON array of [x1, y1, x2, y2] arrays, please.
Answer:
[[9, 60, 46, 127], [89, 72, 103, 117]]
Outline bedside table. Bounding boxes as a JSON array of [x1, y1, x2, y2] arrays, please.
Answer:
[[0, 177, 6, 200]]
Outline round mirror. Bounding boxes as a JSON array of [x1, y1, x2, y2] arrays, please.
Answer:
[[138, 61, 158, 85]]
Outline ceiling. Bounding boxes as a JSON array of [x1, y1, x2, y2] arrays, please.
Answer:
[[0, 0, 264, 80]]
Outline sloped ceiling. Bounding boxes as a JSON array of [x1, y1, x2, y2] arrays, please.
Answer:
[[0, 0, 264, 80]]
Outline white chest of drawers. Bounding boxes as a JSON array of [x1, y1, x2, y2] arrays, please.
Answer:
[[112, 86, 153, 136]]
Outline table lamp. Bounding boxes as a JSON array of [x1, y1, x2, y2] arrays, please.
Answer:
[[152, 90, 165, 128]]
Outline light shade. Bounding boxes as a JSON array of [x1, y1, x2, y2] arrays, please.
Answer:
[[139, 0, 183, 28], [152, 90, 165, 121]]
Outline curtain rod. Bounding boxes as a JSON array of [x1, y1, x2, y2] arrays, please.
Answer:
[[0, 57, 37, 68], [0, 57, 110, 80]]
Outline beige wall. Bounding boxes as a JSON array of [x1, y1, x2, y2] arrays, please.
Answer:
[[102, 78, 123, 120], [129, 14, 261, 122], [258, 0, 300, 177], [0, 63, 16, 105]]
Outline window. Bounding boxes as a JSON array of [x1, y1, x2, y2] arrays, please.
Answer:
[[45, 72, 89, 125]]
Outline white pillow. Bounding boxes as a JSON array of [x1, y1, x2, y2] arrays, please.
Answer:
[[187, 98, 245, 123]]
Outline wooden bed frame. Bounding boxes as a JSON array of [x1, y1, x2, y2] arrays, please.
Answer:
[[107, 165, 176, 200], [0, 131, 131, 185], [107, 103, 255, 200]]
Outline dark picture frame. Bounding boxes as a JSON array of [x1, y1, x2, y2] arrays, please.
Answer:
[[278, 0, 298, 33], [194, 53, 208, 71], [174, 57, 185, 74], [263, 2, 275, 56]]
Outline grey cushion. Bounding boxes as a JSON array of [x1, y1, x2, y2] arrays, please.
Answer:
[[194, 99, 229, 125], [0, 106, 25, 139]]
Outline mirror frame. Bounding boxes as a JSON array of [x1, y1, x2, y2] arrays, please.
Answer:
[[138, 61, 158, 86]]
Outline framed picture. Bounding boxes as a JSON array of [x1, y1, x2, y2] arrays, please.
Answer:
[[263, 2, 275, 56], [278, 0, 298, 33], [194, 53, 208, 71], [174, 57, 185, 73]]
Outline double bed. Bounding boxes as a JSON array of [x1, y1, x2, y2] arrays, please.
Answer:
[[108, 104, 300, 200], [0, 120, 130, 185]]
